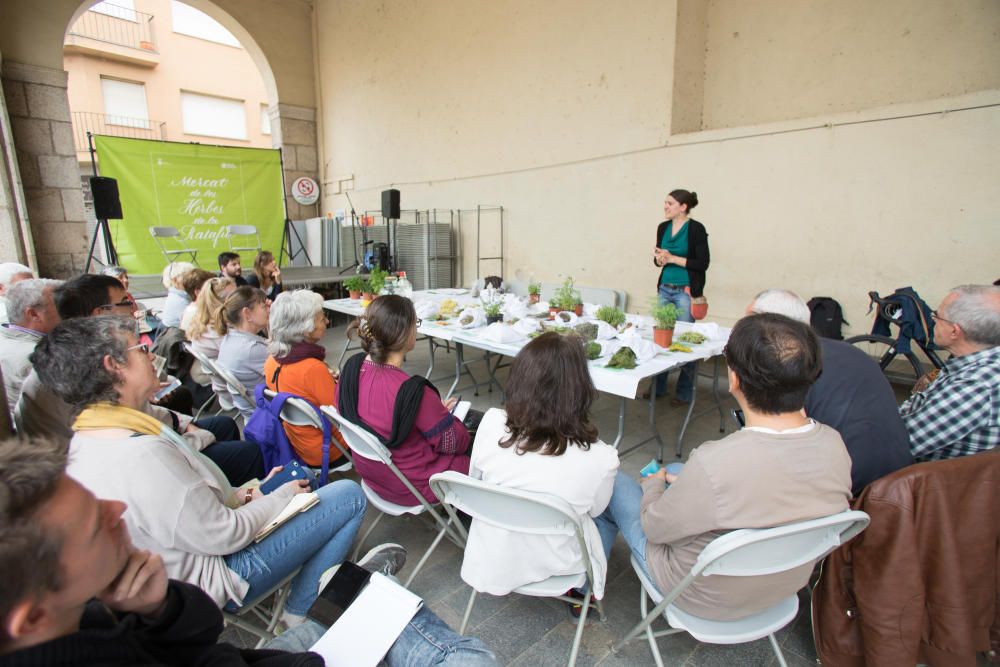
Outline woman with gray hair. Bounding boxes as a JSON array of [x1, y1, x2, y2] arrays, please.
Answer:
[[264, 290, 349, 468], [30, 314, 369, 628]]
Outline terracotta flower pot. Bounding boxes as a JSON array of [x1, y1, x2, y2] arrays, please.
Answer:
[[691, 298, 709, 321], [573, 303, 583, 316], [348, 290, 361, 300], [653, 327, 674, 348], [529, 293, 540, 304], [361, 292, 375, 301], [548, 306, 560, 320]]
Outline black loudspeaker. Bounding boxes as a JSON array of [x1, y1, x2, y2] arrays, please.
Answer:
[[381, 189, 400, 219], [90, 176, 123, 220]]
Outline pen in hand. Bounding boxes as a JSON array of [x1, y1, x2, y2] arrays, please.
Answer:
[[449, 396, 463, 414]]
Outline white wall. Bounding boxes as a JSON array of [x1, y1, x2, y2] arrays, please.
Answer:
[[314, 0, 1000, 331]]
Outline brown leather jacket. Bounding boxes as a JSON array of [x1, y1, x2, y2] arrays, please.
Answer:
[[812, 449, 1000, 666]]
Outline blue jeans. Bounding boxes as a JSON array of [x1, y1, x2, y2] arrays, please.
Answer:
[[225, 479, 367, 615], [266, 611, 497, 666], [593, 471, 659, 592], [654, 284, 695, 400]]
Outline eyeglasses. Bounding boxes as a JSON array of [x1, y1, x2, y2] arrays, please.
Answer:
[[98, 299, 134, 311], [126, 343, 150, 355], [931, 310, 954, 325]]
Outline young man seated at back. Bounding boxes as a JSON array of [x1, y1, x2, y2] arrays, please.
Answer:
[[218, 251, 248, 287], [595, 313, 852, 620], [0, 437, 496, 666]]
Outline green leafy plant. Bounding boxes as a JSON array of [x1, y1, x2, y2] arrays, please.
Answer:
[[553, 276, 581, 310], [528, 281, 541, 296], [484, 301, 503, 318], [367, 268, 388, 295], [607, 347, 637, 369], [650, 300, 680, 330], [344, 275, 367, 293], [677, 331, 707, 344], [595, 305, 627, 328]]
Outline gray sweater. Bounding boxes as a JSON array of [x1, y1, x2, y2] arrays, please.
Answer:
[[640, 424, 852, 620], [67, 430, 293, 607]]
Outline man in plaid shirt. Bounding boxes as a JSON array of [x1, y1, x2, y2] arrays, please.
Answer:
[[900, 284, 1000, 461]]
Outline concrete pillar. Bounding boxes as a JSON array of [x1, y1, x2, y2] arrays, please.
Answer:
[[1, 61, 88, 278], [269, 103, 319, 221]]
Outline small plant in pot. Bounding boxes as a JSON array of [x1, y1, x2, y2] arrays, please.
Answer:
[[365, 268, 388, 300], [484, 301, 504, 325], [344, 275, 367, 300], [552, 276, 577, 318], [650, 300, 681, 348], [528, 281, 541, 304]]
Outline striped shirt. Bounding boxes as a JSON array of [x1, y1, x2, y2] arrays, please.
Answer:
[[900, 346, 1000, 461]]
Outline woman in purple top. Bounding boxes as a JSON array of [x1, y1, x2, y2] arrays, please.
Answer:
[[335, 295, 471, 505]]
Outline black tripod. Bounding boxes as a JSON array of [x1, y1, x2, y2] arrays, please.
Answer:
[[339, 189, 370, 274], [279, 218, 313, 266], [84, 217, 118, 274]]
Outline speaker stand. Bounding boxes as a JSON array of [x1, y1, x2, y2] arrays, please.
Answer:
[[279, 218, 313, 267], [84, 217, 118, 274]]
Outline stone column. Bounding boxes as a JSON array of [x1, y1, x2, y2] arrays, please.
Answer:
[[269, 103, 319, 221], [1, 61, 88, 278]]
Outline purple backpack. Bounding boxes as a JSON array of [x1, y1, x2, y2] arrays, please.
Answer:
[[243, 383, 331, 486]]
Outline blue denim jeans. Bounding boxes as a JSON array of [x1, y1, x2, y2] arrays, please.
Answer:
[[593, 471, 660, 592], [265, 610, 497, 666], [225, 479, 367, 615], [654, 284, 696, 400]]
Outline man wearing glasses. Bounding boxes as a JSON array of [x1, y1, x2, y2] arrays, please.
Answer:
[[900, 284, 1000, 461]]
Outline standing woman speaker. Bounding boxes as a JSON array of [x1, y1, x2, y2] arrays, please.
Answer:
[[648, 189, 710, 404]]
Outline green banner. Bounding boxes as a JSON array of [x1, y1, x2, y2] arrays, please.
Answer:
[[94, 136, 285, 274]]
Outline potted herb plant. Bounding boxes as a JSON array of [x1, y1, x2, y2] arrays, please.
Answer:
[[528, 281, 541, 305], [484, 301, 504, 325], [551, 276, 577, 318], [365, 268, 388, 300], [650, 300, 681, 348], [344, 275, 366, 300]]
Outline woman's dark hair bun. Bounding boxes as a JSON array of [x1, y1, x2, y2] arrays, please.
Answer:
[[669, 188, 699, 211]]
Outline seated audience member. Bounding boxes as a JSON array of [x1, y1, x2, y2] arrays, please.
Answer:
[[102, 265, 159, 344], [159, 261, 196, 328], [179, 268, 216, 333], [16, 274, 263, 486], [219, 250, 249, 287], [216, 285, 271, 419], [0, 437, 497, 666], [265, 290, 349, 467], [748, 289, 913, 494], [186, 276, 235, 358], [0, 278, 61, 416], [463, 332, 620, 603], [336, 295, 472, 504], [247, 249, 284, 300], [596, 313, 852, 621], [30, 316, 377, 628], [0, 262, 33, 324], [901, 284, 1000, 461]]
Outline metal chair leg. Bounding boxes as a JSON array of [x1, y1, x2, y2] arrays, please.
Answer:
[[459, 588, 477, 634], [567, 589, 592, 667], [768, 633, 789, 667]]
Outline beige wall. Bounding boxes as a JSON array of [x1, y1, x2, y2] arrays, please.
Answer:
[[64, 0, 273, 158], [315, 0, 1000, 333]]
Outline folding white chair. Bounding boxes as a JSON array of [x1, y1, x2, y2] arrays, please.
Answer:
[[429, 470, 607, 667], [225, 225, 262, 253], [612, 510, 870, 667], [221, 567, 300, 648], [261, 388, 353, 477], [211, 362, 256, 422], [320, 405, 466, 586], [183, 343, 239, 420], [150, 226, 198, 265]]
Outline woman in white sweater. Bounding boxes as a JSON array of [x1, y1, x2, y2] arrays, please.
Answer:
[[463, 332, 620, 602], [32, 315, 368, 627]]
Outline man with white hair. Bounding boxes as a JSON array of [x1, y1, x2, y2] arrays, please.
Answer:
[[900, 284, 1000, 461], [0, 262, 33, 324], [0, 278, 61, 416], [748, 289, 913, 495]]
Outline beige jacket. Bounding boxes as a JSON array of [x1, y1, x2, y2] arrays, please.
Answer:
[[0, 324, 42, 416], [641, 424, 852, 620]]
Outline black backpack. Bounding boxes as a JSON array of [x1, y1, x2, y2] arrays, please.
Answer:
[[807, 297, 848, 340]]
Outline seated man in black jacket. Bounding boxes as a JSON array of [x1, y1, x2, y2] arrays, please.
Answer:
[[748, 289, 914, 495], [0, 437, 495, 667]]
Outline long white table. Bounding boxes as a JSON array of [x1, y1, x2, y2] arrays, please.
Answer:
[[323, 290, 729, 460]]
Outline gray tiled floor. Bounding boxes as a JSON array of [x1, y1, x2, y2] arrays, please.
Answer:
[[223, 316, 824, 665]]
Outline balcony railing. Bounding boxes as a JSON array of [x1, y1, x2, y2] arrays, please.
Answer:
[[72, 111, 166, 153], [66, 3, 157, 52]]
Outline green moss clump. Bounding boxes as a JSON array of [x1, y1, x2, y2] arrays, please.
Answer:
[[574, 322, 598, 342], [585, 341, 602, 360], [607, 347, 637, 369]]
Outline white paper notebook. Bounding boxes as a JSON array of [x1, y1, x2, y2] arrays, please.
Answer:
[[452, 400, 472, 422], [254, 492, 319, 542], [309, 573, 423, 666]]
